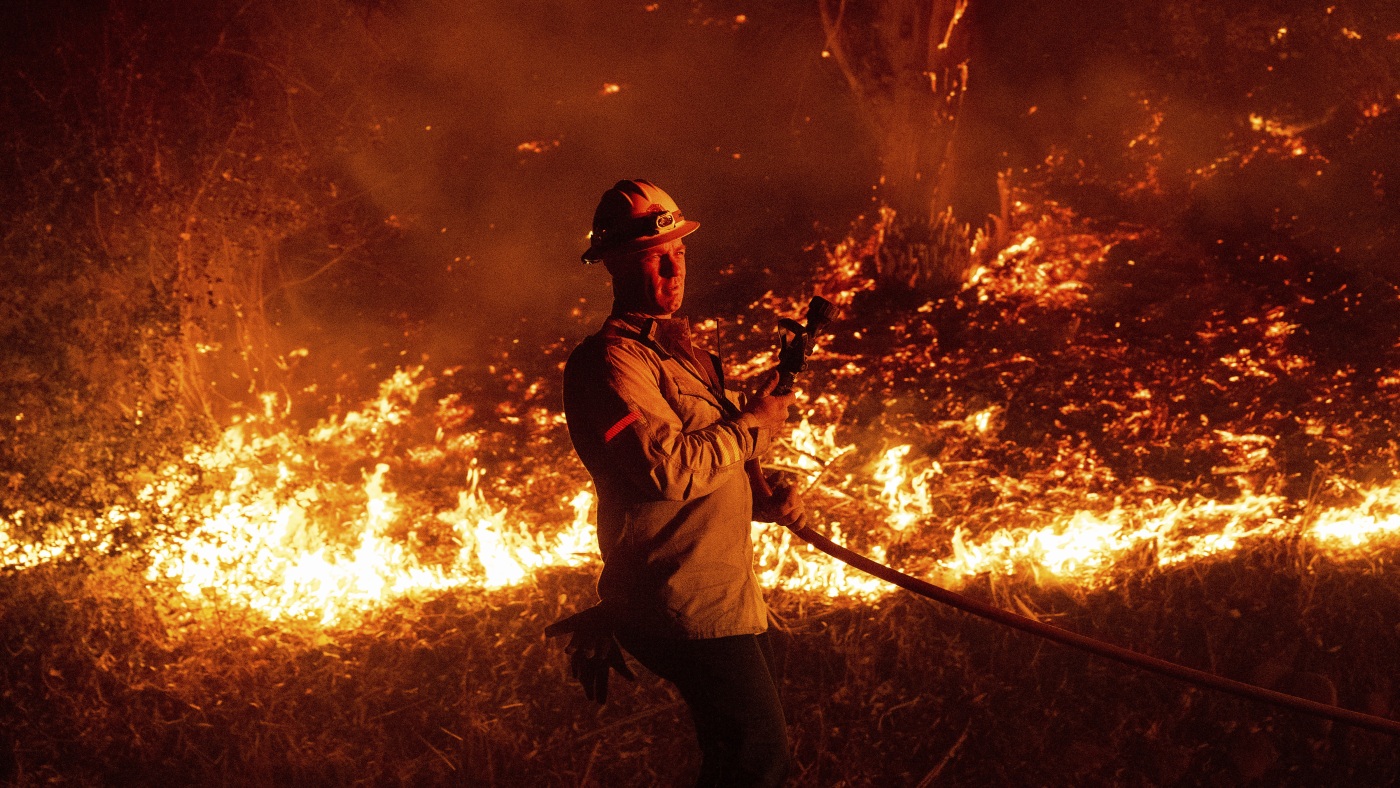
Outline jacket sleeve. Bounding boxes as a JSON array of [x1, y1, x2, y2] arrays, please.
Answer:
[[599, 341, 770, 501]]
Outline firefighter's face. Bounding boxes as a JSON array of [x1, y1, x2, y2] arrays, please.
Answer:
[[606, 239, 686, 317]]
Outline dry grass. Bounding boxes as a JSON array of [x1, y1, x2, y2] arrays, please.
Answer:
[[3, 538, 1400, 785]]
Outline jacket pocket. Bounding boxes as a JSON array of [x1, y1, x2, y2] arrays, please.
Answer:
[[672, 383, 724, 428]]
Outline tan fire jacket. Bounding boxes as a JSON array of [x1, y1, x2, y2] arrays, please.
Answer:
[[563, 312, 773, 639]]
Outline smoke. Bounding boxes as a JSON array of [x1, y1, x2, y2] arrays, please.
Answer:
[[260, 0, 876, 374], [958, 0, 1400, 274], [10, 0, 1392, 408]]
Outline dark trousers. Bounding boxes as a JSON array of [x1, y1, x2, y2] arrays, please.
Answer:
[[617, 630, 790, 788]]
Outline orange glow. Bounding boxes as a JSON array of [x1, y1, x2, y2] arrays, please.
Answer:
[[7, 196, 1400, 627]]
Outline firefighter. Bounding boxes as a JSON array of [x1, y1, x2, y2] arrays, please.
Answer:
[[551, 179, 801, 786]]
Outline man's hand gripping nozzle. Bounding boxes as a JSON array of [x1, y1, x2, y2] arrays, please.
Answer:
[[749, 296, 840, 528], [771, 296, 839, 396]]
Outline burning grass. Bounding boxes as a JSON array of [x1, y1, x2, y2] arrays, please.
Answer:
[[6, 193, 1400, 783]]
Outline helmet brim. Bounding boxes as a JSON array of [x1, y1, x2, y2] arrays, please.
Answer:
[[581, 220, 699, 263]]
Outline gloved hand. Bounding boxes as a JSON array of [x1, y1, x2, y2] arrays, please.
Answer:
[[544, 604, 635, 704]]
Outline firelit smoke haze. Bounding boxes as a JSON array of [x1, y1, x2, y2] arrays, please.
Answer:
[[272, 0, 877, 370]]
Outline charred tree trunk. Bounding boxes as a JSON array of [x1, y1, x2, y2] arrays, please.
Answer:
[[821, 0, 1003, 293], [820, 0, 972, 222]]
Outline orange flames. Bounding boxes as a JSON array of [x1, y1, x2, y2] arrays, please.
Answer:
[[5, 200, 1400, 627]]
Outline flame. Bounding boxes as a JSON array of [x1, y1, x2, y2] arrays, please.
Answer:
[[9, 194, 1400, 628], [125, 368, 598, 625], [874, 445, 937, 532], [941, 489, 1289, 584], [1311, 482, 1400, 547]]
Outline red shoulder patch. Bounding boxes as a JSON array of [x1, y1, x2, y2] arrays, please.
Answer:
[[603, 410, 641, 443]]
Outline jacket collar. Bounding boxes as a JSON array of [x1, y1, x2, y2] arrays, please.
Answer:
[[606, 311, 667, 351], [605, 312, 735, 414]]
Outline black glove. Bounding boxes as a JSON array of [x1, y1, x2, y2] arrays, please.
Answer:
[[544, 604, 635, 704]]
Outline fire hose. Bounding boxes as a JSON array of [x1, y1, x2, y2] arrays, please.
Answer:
[[780, 514, 1400, 738], [752, 296, 1400, 738]]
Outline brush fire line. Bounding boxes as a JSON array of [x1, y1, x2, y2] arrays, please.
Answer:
[[744, 291, 1400, 737], [4, 204, 1400, 633]]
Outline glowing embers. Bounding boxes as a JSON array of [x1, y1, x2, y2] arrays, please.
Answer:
[[0, 509, 119, 570], [516, 139, 560, 154], [1210, 307, 1310, 382]]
